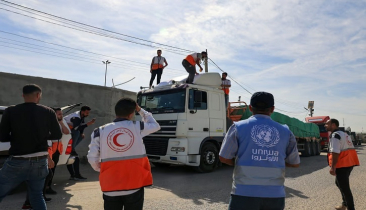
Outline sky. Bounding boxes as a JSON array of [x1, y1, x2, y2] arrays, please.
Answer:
[[0, 0, 365, 132]]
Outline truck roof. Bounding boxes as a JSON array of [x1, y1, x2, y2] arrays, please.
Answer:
[[305, 116, 330, 123], [140, 72, 223, 94]]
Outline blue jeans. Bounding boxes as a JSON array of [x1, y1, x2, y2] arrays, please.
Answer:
[[229, 194, 285, 210], [71, 130, 83, 151], [0, 157, 49, 210]]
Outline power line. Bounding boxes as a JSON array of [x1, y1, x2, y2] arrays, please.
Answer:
[[0, 0, 194, 54]]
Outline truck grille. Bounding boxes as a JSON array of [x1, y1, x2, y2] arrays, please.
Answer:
[[143, 120, 177, 156], [143, 137, 169, 156]]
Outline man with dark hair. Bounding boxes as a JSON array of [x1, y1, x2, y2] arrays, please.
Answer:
[[219, 91, 300, 210], [64, 105, 96, 180], [182, 51, 207, 84], [150, 49, 168, 88], [87, 98, 160, 210], [22, 107, 71, 209], [221, 72, 231, 108], [0, 84, 62, 210], [325, 118, 359, 210]]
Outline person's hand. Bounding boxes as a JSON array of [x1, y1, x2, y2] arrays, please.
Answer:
[[150, 69, 152, 73], [329, 167, 336, 176], [87, 118, 96, 126], [136, 104, 141, 112], [199, 68, 203, 72], [82, 133, 85, 139], [195, 72, 199, 75], [48, 158, 55, 169]]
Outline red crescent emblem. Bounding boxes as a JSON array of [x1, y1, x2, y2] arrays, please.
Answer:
[[112, 133, 125, 147], [107, 128, 134, 152]]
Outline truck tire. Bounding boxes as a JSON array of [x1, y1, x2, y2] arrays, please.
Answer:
[[195, 142, 219, 173], [311, 141, 316, 156], [302, 141, 311, 157], [315, 141, 320, 155]]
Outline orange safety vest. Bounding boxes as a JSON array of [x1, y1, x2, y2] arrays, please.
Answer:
[[185, 53, 201, 66], [222, 79, 230, 95], [96, 120, 152, 192], [328, 131, 360, 168], [151, 56, 165, 70]]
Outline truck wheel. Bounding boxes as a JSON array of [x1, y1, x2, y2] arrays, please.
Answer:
[[315, 141, 320, 155], [311, 141, 316, 156], [302, 141, 311, 157], [195, 142, 219, 173]]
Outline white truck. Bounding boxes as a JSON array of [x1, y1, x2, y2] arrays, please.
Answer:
[[0, 104, 78, 167], [137, 73, 231, 172]]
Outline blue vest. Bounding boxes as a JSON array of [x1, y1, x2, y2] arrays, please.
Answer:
[[232, 114, 292, 198]]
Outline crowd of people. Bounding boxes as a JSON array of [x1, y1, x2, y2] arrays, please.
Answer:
[[0, 52, 360, 210]]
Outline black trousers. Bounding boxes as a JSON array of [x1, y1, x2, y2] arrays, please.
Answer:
[[182, 59, 196, 84], [229, 195, 285, 210], [48, 150, 60, 187], [103, 188, 144, 210], [150, 68, 163, 87], [335, 166, 355, 210], [67, 155, 80, 177]]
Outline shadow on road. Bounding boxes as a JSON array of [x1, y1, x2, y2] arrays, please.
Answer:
[[285, 186, 309, 199]]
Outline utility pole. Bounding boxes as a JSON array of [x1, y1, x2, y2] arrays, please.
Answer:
[[205, 49, 208, 73], [307, 101, 314, 117], [103, 60, 111, 86]]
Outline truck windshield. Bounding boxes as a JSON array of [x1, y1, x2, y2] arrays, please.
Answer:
[[318, 124, 327, 133], [138, 89, 186, 114]]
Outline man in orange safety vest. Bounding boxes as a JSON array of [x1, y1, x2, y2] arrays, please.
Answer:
[[87, 98, 160, 210], [325, 118, 359, 210]]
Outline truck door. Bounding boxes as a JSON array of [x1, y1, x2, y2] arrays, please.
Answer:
[[209, 92, 225, 137], [187, 89, 209, 139]]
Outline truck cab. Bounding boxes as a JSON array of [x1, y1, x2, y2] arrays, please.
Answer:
[[305, 116, 330, 150], [137, 73, 227, 172]]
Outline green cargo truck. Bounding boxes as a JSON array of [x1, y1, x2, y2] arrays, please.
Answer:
[[230, 105, 321, 157]]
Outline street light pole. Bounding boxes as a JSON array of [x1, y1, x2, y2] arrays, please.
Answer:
[[102, 60, 111, 86]]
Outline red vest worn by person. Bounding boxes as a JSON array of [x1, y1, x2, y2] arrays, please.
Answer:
[[185, 53, 202, 66], [328, 130, 359, 168], [96, 120, 152, 192]]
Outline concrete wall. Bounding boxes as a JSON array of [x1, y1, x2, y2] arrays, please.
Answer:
[[0, 71, 137, 156]]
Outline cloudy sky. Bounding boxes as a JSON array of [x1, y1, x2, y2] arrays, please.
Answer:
[[0, 0, 365, 131]]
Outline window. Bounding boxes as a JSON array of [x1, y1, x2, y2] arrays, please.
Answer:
[[138, 89, 186, 114], [189, 89, 207, 110]]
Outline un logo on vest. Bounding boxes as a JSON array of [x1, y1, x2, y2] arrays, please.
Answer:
[[251, 125, 280, 148], [107, 127, 135, 152]]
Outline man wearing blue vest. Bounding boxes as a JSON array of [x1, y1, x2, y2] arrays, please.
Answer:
[[219, 91, 300, 210]]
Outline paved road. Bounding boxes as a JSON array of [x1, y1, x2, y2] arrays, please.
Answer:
[[1, 145, 365, 210]]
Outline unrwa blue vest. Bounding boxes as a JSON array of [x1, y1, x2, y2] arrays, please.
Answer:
[[233, 114, 292, 198]]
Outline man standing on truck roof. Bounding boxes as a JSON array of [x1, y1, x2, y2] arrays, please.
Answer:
[[221, 72, 231, 109], [219, 91, 300, 210], [0, 84, 62, 210], [22, 107, 71, 209], [325, 118, 359, 210], [150, 49, 168, 89], [64, 105, 96, 180], [182, 51, 207, 84], [87, 98, 160, 210]]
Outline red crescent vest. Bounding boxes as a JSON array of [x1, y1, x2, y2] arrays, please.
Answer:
[[97, 120, 152, 192]]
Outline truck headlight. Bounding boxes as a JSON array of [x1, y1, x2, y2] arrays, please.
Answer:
[[171, 147, 185, 152]]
